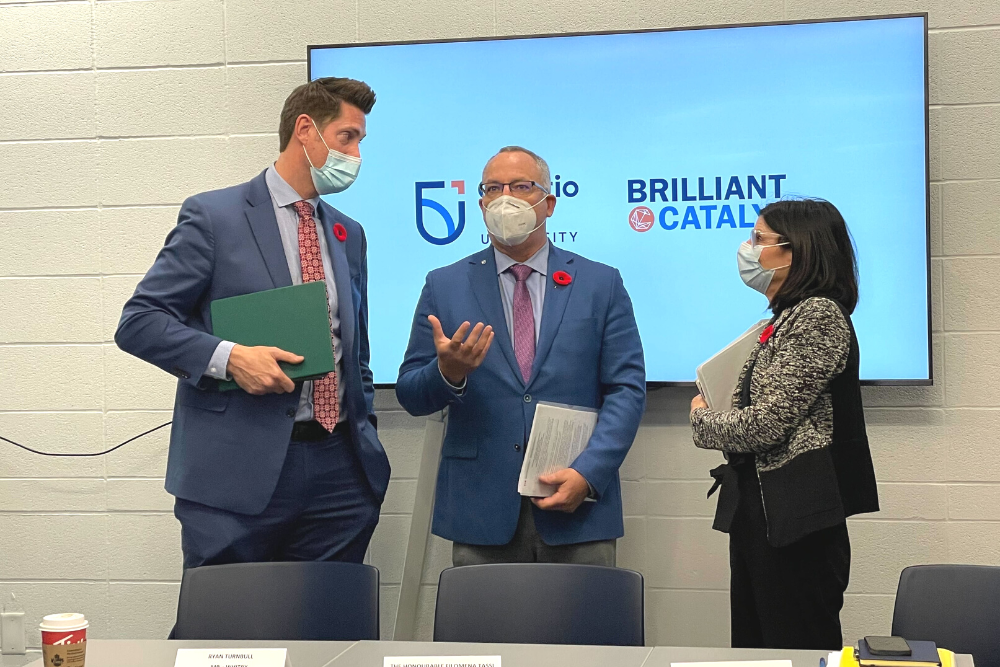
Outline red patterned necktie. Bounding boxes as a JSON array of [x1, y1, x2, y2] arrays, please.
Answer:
[[507, 264, 536, 383], [292, 200, 339, 430]]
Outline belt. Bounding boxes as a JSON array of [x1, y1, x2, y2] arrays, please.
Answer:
[[291, 419, 348, 442]]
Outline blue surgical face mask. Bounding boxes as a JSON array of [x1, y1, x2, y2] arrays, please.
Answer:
[[303, 117, 361, 195], [737, 241, 790, 294]]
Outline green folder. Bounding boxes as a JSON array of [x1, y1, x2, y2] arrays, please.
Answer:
[[210, 281, 335, 392]]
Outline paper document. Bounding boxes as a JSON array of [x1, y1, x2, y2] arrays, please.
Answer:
[[695, 319, 770, 412], [518, 402, 598, 497]]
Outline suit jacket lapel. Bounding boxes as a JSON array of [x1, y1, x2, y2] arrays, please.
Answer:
[[318, 203, 356, 365], [529, 245, 575, 386], [244, 171, 292, 289], [469, 248, 521, 383]]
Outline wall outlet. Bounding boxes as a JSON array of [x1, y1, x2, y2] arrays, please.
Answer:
[[1, 609, 26, 655]]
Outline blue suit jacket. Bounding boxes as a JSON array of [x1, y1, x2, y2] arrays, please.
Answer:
[[396, 244, 646, 546], [115, 170, 390, 515]]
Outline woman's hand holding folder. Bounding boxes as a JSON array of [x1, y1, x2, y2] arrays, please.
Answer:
[[690, 394, 709, 415]]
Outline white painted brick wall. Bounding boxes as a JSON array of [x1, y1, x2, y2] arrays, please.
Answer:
[[0, 72, 96, 141], [93, 0, 225, 68], [97, 68, 228, 138], [0, 1, 996, 660], [0, 3, 93, 72]]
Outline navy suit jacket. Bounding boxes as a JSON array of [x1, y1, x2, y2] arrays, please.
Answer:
[[115, 170, 390, 515], [396, 244, 646, 546]]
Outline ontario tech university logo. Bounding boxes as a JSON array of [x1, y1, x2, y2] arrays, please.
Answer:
[[416, 180, 466, 245]]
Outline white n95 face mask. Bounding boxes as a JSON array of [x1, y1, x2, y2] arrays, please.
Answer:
[[484, 195, 548, 246], [303, 117, 361, 195], [737, 241, 790, 295]]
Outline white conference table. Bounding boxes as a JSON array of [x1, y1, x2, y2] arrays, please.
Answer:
[[24, 640, 976, 667]]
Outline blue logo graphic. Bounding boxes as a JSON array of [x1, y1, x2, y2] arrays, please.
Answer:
[[416, 181, 466, 245]]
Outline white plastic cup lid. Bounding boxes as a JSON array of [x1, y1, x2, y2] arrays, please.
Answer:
[[40, 613, 88, 632]]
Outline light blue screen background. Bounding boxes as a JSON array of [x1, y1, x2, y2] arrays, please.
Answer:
[[310, 16, 929, 384]]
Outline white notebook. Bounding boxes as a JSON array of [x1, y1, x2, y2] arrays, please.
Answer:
[[696, 319, 771, 412]]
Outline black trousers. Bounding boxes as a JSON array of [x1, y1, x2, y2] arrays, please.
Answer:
[[729, 466, 851, 649]]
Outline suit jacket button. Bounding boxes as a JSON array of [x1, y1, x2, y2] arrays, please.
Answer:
[[524, 394, 531, 403], [514, 444, 521, 452], [286, 408, 296, 418]]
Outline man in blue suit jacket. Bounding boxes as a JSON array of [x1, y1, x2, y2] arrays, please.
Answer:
[[397, 147, 646, 566], [116, 78, 390, 569]]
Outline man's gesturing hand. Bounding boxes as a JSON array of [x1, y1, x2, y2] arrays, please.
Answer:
[[429, 315, 494, 386], [532, 468, 591, 513], [227, 344, 303, 395]]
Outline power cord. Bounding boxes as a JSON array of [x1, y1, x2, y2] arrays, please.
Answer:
[[0, 422, 172, 457]]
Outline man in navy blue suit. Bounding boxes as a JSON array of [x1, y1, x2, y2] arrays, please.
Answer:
[[397, 147, 646, 566], [116, 78, 390, 569]]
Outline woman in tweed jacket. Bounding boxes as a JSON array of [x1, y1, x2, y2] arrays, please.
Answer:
[[690, 199, 879, 650]]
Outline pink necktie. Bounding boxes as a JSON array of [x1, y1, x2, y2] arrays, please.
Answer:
[[292, 201, 339, 431], [508, 264, 536, 383]]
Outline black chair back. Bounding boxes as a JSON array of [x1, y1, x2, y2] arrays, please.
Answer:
[[174, 561, 379, 640], [434, 563, 644, 646], [892, 564, 1000, 667]]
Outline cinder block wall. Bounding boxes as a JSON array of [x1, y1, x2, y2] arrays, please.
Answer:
[[0, 0, 997, 661]]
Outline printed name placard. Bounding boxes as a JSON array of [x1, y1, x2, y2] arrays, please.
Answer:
[[384, 656, 501, 667], [174, 648, 291, 667]]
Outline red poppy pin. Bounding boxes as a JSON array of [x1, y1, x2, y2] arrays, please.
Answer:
[[759, 324, 775, 344], [553, 270, 572, 287], [333, 223, 348, 242]]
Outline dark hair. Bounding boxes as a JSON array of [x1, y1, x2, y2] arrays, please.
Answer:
[[760, 198, 859, 315], [278, 77, 376, 151]]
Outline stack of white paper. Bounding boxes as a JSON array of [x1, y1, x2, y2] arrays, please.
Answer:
[[695, 319, 771, 412], [518, 402, 598, 497]]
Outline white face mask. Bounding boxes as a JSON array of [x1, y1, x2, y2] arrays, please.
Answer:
[[483, 195, 548, 247], [737, 241, 790, 294]]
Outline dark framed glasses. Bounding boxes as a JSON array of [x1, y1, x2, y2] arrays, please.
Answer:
[[478, 180, 549, 198]]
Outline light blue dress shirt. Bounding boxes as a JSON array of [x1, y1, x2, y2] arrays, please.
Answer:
[[440, 242, 548, 392], [494, 241, 548, 345], [203, 165, 345, 422]]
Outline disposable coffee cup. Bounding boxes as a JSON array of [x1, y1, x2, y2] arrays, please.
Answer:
[[40, 613, 88, 667]]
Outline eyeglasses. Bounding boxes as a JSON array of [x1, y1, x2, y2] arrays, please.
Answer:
[[750, 229, 788, 249], [478, 180, 550, 199]]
